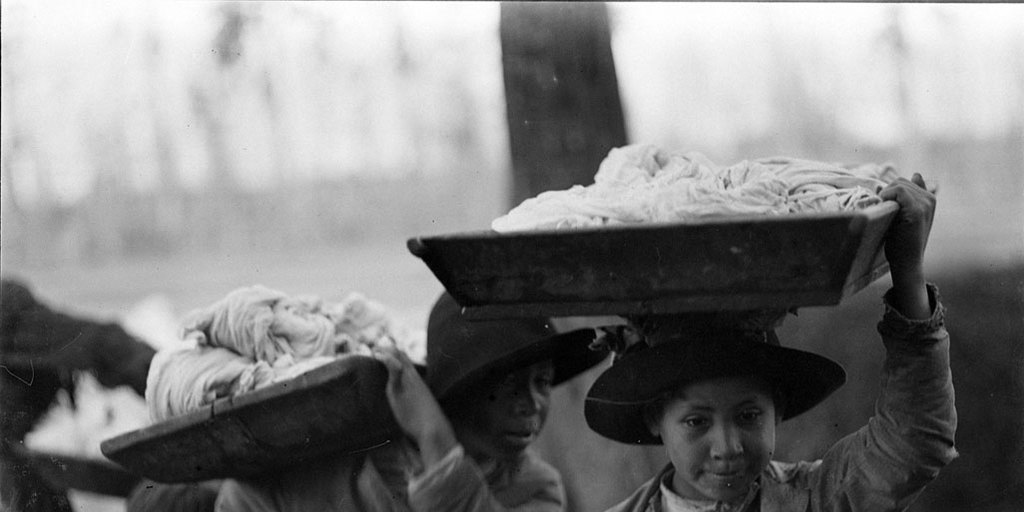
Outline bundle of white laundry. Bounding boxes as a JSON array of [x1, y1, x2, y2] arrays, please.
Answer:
[[146, 285, 425, 422], [491, 144, 901, 232]]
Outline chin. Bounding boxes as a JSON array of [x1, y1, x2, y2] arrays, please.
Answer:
[[496, 445, 528, 458], [498, 436, 537, 457], [699, 481, 753, 503]]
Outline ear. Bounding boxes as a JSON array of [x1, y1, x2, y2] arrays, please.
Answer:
[[642, 403, 663, 438], [646, 419, 661, 438], [768, 382, 786, 424]]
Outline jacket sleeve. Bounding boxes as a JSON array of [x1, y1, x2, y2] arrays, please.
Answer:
[[407, 445, 564, 512], [806, 283, 958, 511]]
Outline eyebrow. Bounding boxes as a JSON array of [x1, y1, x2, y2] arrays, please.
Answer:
[[682, 405, 713, 412], [735, 398, 763, 407], [678, 398, 764, 412]]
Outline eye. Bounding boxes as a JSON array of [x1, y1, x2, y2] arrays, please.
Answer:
[[738, 408, 764, 425], [534, 374, 554, 390], [682, 416, 709, 429]]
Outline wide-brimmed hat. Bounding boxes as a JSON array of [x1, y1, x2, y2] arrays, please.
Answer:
[[584, 328, 846, 445], [426, 292, 608, 402]]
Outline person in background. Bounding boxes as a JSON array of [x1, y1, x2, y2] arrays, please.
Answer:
[[0, 278, 157, 512], [216, 292, 608, 511], [583, 174, 957, 511]]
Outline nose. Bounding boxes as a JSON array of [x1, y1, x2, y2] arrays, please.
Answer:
[[511, 383, 545, 416], [709, 422, 744, 459]]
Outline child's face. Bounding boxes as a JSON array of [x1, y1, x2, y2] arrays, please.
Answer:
[[649, 375, 777, 503], [454, 360, 555, 459]]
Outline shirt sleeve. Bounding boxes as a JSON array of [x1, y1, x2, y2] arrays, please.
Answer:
[[805, 283, 958, 511], [407, 445, 564, 512], [216, 479, 281, 512]]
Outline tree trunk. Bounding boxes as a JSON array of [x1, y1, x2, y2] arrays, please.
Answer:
[[500, 5, 664, 512], [500, 2, 628, 207]]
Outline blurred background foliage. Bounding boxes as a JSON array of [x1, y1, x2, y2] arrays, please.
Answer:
[[1, 2, 1022, 511], [3, 2, 1020, 274]]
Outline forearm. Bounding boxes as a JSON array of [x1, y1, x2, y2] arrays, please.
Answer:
[[888, 264, 930, 321], [415, 422, 459, 469], [877, 171, 935, 321]]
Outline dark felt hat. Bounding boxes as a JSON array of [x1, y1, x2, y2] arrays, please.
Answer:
[[584, 329, 846, 445], [426, 292, 608, 402]]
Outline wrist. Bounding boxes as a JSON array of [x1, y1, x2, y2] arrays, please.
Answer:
[[888, 267, 930, 320], [889, 264, 925, 290]]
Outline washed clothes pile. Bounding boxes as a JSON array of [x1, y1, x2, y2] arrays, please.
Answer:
[[492, 144, 901, 232], [147, 285, 424, 421]]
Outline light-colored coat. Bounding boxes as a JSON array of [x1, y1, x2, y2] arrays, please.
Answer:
[[605, 285, 958, 512]]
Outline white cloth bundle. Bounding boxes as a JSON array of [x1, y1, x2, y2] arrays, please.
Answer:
[[180, 285, 337, 366], [491, 144, 899, 232], [146, 286, 425, 422], [146, 345, 277, 421]]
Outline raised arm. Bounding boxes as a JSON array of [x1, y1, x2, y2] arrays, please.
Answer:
[[794, 173, 957, 511], [878, 173, 935, 320]]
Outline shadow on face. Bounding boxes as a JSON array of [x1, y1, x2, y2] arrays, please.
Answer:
[[445, 360, 555, 461]]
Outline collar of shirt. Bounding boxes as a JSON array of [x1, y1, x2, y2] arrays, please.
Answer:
[[658, 468, 760, 512]]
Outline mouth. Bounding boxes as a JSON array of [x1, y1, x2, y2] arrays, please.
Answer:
[[502, 429, 538, 445], [708, 471, 741, 478], [704, 467, 746, 484]]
